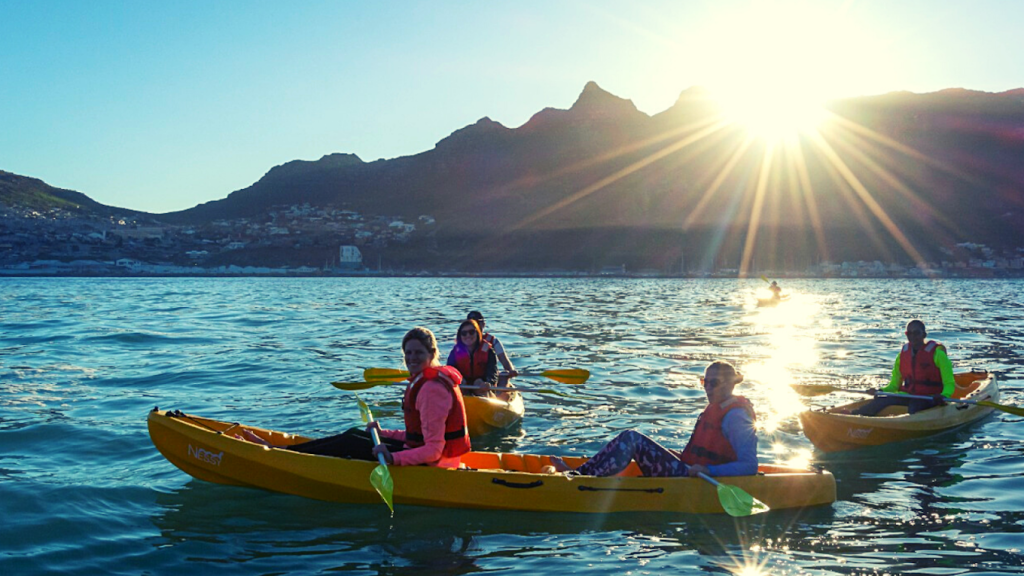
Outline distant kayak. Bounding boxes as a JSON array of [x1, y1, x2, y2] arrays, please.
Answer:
[[757, 294, 790, 307], [799, 370, 997, 452], [148, 408, 837, 514], [464, 390, 524, 437]]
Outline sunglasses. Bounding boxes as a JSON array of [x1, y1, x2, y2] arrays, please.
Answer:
[[459, 330, 477, 337], [699, 376, 725, 388], [905, 329, 925, 336]]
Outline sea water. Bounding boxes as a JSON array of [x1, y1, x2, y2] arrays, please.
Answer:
[[1, 277, 1022, 575]]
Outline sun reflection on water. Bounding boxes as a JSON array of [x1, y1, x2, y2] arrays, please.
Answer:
[[742, 293, 823, 434]]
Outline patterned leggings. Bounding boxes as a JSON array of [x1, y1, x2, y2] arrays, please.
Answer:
[[575, 430, 689, 477]]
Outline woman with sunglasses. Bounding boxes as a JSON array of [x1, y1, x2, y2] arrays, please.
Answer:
[[851, 319, 955, 416], [549, 361, 757, 478], [447, 319, 499, 397]]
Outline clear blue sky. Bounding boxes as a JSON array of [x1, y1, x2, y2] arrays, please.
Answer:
[[2, 0, 1021, 213]]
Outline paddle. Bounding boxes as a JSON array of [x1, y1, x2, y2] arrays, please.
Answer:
[[355, 393, 394, 514], [697, 472, 769, 517], [362, 367, 590, 385], [790, 382, 1024, 417], [876, 392, 1024, 417], [460, 384, 572, 398]]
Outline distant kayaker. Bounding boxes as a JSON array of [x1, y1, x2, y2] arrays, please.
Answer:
[[851, 319, 955, 416], [467, 310, 518, 377], [240, 327, 472, 468], [768, 281, 783, 300], [548, 360, 757, 478], [447, 319, 500, 397]]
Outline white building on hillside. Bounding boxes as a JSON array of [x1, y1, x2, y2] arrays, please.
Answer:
[[339, 245, 363, 270]]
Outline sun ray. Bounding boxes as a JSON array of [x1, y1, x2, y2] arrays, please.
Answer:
[[789, 134, 830, 263], [511, 118, 734, 231], [806, 130, 929, 265], [739, 143, 777, 276], [682, 136, 757, 229]]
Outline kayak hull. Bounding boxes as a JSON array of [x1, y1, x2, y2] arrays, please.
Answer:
[[464, 391, 525, 437], [799, 371, 997, 453], [148, 409, 836, 514]]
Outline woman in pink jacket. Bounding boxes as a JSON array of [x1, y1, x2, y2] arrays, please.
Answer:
[[240, 327, 472, 468]]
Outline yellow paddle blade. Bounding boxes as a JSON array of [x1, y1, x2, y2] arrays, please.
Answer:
[[790, 383, 841, 397], [355, 393, 371, 423], [760, 275, 770, 283], [978, 400, 1024, 417], [364, 368, 410, 382], [332, 380, 394, 391], [717, 483, 770, 517], [539, 369, 590, 385], [370, 464, 394, 514]]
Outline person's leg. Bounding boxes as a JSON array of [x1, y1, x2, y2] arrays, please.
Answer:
[[570, 430, 686, 477], [907, 397, 942, 414], [851, 396, 911, 416], [287, 427, 404, 459]]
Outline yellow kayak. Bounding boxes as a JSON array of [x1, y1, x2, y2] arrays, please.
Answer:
[[464, 390, 525, 437], [148, 408, 836, 514], [799, 370, 997, 453]]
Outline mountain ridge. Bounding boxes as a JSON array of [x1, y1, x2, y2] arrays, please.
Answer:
[[4, 83, 1024, 271]]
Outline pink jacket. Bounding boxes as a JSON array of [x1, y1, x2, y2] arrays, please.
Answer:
[[379, 379, 463, 467]]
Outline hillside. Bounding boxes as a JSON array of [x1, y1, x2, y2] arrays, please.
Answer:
[[4, 82, 1024, 272]]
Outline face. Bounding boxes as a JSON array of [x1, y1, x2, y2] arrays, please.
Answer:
[[905, 323, 926, 347], [459, 324, 479, 347], [701, 366, 732, 403], [403, 338, 432, 374]]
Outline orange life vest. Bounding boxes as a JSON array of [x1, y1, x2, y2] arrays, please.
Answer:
[[451, 341, 491, 382], [403, 365, 471, 459], [679, 396, 756, 467], [899, 340, 946, 395]]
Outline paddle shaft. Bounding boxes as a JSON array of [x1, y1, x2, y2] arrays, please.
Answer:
[[367, 425, 389, 466], [697, 472, 721, 486], [877, 391, 983, 408]]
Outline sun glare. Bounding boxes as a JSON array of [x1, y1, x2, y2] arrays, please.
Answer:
[[692, 2, 871, 141]]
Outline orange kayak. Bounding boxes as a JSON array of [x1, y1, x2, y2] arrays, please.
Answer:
[[799, 370, 997, 452]]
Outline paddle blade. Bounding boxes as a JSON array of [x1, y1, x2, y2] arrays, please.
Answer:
[[760, 275, 770, 283], [790, 384, 840, 397], [355, 393, 371, 424], [540, 369, 590, 385], [717, 483, 770, 517], [979, 400, 1024, 417], [333, 380, 392, 391], [370, 464, 394, 514], [364, 368, 410, 382]]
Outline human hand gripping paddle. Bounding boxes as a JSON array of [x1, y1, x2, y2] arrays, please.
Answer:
[[355, 393, 394, 514]]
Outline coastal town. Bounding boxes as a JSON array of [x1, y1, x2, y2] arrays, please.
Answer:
[[2, 201, 1023, 277]]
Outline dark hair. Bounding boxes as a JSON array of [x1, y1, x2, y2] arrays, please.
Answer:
[[467, 311, 485, 321], [402, 326, 440, 366], [456, 319, 482, 347], [906, 319, 926, 333], [706, 360, 743, 387]]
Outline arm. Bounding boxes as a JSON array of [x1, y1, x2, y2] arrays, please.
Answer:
[[706, 409, 758, 477], [483, 349, 499, 385], [934, 347, 956, 397], [392, 381, 453, 466], [491, 337, 515, 373], [883, 354, 902, 393], [446, 347, 457, 367]]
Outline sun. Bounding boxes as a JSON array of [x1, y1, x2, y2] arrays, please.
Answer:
[[689, 1, 875, 141]]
